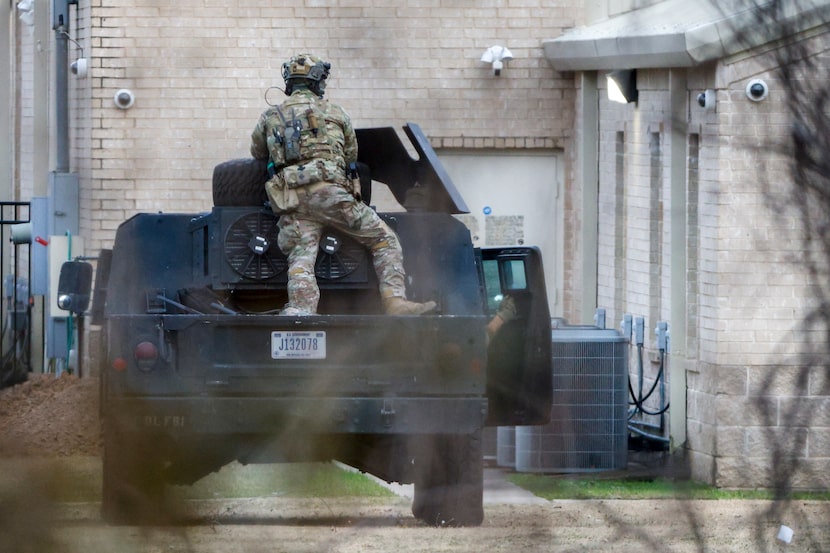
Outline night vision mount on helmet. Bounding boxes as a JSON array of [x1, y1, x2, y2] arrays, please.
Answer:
[[282, 53, 331, 96]]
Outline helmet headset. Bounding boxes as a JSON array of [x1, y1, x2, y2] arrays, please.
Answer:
[[282, 53, 331, 97]]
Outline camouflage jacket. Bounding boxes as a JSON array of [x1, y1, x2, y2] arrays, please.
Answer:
[[250, 89, 357, 188]]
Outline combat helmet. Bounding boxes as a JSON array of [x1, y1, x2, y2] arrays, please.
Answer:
[[282, 53, 331, 97]]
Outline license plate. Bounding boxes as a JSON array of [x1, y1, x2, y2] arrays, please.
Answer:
[[271, 331, 326, 359]]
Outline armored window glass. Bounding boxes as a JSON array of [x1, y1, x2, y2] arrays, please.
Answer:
[[501, 259, 527, 291]]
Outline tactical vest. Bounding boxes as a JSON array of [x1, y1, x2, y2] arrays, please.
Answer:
[[267, 97, 345, 188]]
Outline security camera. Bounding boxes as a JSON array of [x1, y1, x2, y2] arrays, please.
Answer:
[[70, 58, 88, 78], [113, 89, 135, 109], [746, 79, 768, 102], [696, 89, 715, 110]]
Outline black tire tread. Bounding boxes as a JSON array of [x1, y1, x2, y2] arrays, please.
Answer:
[[412, 431, 484, 527], [212, 158, 269, 207]]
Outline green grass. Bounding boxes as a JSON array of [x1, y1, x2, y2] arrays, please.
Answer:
[[0, 458, 395, 503], [180, 462, 396, 499], [8, 457, 829, 504], [507, 473, 830, 501]]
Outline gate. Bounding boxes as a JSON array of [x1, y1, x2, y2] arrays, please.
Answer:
[[1, 202, 33, 388]]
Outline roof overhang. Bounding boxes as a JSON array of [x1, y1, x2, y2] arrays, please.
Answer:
[[543, 0, 830, 71]]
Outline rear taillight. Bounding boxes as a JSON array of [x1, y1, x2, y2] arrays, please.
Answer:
[[134, 341, 159, 372]]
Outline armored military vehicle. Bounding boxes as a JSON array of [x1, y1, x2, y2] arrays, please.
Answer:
[[89, 123, 551, 526]]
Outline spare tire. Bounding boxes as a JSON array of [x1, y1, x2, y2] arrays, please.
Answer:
[[212, 158, 374, 208], [212, 158, 269, 207]]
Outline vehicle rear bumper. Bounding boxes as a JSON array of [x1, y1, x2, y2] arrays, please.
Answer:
[[108, 396, 488, 435]]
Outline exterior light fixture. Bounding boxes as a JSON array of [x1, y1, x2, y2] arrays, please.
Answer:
[[607, 69, 638, 104], [481, 45, 513, 76]]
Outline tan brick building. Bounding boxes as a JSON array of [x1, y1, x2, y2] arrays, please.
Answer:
[[546, 0, 830, 488], [4, 0, 830, 489]]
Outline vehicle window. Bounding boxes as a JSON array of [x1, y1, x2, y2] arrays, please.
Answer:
[[482, 256, 528, 315], [502, 259, 527, 290], [482, 258, 502, 314]]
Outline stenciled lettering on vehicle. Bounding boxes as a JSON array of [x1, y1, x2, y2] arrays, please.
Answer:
[[143, 415, 186, 428]]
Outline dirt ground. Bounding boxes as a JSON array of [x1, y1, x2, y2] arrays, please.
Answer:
[[0, 372, 100, 457], [1, 374, 829, 553]]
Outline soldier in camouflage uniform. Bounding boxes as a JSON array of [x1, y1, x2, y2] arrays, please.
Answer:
[[250, 53, 436, 316]]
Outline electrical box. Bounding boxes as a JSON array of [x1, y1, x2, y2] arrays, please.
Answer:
[[29, 197, 50, 296], [48, 172, 80, 237]]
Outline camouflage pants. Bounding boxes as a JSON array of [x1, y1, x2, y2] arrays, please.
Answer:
[[277, 182, 407, 313]]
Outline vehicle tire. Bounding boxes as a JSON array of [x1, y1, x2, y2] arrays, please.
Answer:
[[101, 422, 166, 525], [411, 431, 484, 527], [212, 158, 374, 208], [212, 158, 269, 207]]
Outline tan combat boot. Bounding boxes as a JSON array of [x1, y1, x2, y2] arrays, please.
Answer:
[[280, 306, 313, 316], [383, 297, 437, 315]]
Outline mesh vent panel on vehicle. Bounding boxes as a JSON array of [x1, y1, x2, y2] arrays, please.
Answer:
[[223, 211, 287, 281], [315, 232, 365, 281]]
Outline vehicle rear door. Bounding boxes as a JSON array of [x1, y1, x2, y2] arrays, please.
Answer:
[[479, 247, 552, 426]]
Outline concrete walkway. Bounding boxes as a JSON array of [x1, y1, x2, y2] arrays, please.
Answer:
[[482, 468, 548, 505]]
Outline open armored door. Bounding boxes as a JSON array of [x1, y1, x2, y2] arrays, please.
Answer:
[[480, 247, 552, 426]]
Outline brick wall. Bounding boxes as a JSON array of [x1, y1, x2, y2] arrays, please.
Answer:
[[75, 0, 578, 254], [702, 46, 830, 488], [591, 33, 830, 488], [17, 23, 35, 202]]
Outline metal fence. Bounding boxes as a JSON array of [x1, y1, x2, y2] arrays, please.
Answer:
[[1, 202, 33, 387]]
